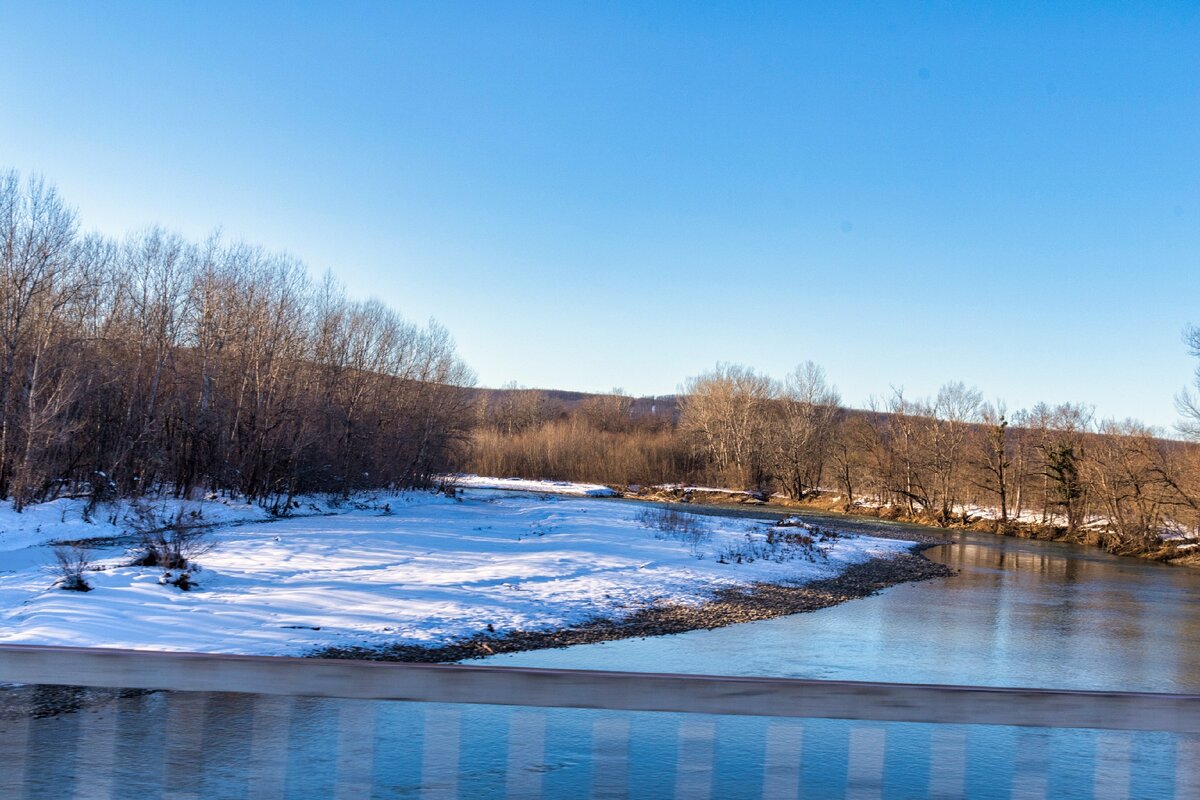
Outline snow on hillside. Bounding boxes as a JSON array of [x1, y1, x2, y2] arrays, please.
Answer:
[[0, 485, 914, 656]]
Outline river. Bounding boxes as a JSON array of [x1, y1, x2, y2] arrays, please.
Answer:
[[4, 509, 1199, 798], [482, 516, 1200, 692]]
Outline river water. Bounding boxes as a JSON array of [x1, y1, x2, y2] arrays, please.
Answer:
[[4, 510, 1200, 798], [483, 518, 1200, 692]]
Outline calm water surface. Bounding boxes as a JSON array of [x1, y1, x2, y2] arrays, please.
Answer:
[[484, 521, 1200, 692]]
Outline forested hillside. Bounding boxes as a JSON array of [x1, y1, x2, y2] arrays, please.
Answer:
[[0, 171, 474, 510]]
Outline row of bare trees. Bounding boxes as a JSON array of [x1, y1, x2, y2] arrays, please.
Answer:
[[1, 170, 474, 510], [468, 359, 1200, 553], [679, 363, 1200, 550], [9, 168, 1198, 550], [470, 387, 690, 486], [678, 362, 840, 500]]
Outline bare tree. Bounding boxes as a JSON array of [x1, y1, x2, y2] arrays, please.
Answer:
[[971, 402, 1012, 525], [0, 172, 79, 500], [0, 169, 477, 509], [1027, 402, 1093, 536], [485, 383, 560, 436], [829, 411, 875, 510], [881, 389, 932, 515], [579, 389, 633, 433], [925, 382, 983, 524], [679, 364, 777, 489], [771, 362, 840, 499], [1087, 421, 1165, 551], [1178, 325, 1200, 441]]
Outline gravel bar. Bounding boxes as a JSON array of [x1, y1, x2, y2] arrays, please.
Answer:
[[315, 541, 954, 664]]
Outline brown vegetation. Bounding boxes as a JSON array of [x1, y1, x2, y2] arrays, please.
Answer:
[[7, 167, 1200, 564], [0, 170, 474, 510], [469, 388, 692, 486], [468, 361, 1200, 558]]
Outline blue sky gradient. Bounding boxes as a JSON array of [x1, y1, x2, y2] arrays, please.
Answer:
[[2, 2, 1197, 427]]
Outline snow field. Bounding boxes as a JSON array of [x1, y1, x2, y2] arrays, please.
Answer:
[[0, 484, 913, 656]]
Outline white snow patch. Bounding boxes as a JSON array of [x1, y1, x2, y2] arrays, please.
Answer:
[[0, 494, 286, 554], [451, 475, 618, 497], [0, 490, 914, 656]]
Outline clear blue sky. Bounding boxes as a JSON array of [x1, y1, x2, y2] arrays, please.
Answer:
[[2, 2, 1197, 428]]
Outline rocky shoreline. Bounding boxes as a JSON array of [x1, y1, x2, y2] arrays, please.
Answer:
[[314, 540, 954, 664], [2, 540, 953, 719]]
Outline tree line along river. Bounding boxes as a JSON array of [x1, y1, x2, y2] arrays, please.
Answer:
[[4, 506, 1200, 798]]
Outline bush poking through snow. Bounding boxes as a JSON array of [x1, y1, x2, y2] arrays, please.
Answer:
[[716, 526, 828, 566], [51, 545, 94, 592], [636, 505, 712, 550], [159, 570, 197, 591], [776, 517, 844, 542], [138, 526, 212, 570], [127, 502, 213, 571], [435, 476, 461, 499]]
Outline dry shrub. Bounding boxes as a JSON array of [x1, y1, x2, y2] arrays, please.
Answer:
[[51, 545, 94, 592], [469, 418, 693, 487], [635, 505, 711, 551], [127, 503, 213, 571]]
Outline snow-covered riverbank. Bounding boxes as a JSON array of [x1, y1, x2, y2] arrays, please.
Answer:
[[0, 481, 916, 656]]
